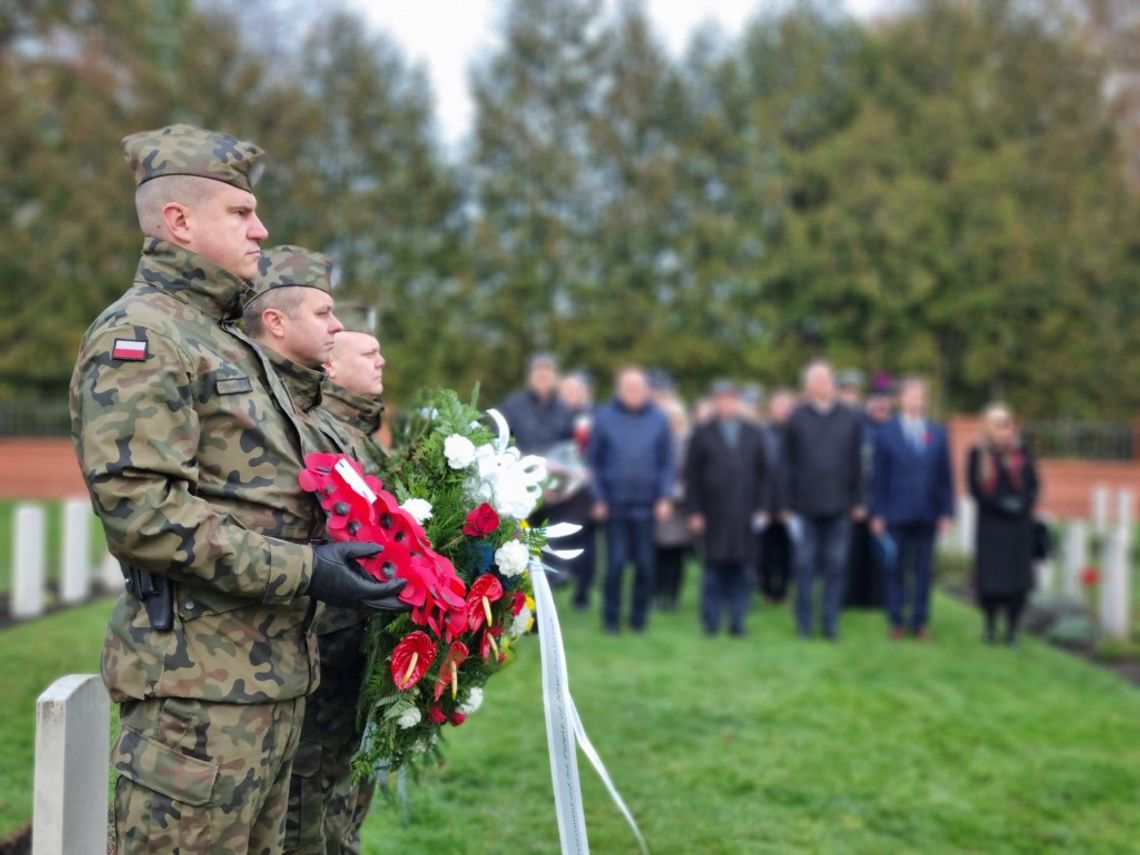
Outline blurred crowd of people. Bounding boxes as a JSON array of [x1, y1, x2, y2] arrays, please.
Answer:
[[498, 354, 1041, 645]]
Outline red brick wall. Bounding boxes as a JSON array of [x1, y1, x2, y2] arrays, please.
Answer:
[[3, 425, 1137, 520], [0, 439, 87, 499]]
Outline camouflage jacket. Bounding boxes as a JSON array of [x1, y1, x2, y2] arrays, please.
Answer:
[[317, 381, 384, 474], [70, 238, 322, 704], [313, 380, 386, 636]]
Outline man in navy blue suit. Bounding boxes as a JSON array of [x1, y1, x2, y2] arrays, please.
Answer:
[[869, 377, 954, 640]]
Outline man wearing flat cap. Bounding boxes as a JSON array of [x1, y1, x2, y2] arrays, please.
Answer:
[[71, 125, 404, 853], [684, 380, 769, 635], [244, 256, 389, 855]]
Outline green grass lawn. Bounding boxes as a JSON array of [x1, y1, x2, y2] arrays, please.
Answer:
[[3, 585, 1139, 852], [361, 586, 1140, 854], [0, 598, 111, 838], [0, 498, 108, 597]]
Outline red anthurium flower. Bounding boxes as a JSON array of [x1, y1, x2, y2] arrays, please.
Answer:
[[391, 631, 436, 691], [511, 590, 528, 617], [444, 607, 468, 643], [466, 574, 505, 633], [429, 704, 447, 725], [479, 624, 504, 661], [435, 557, 467, 610], [450, 710, 467, 726], [1080, 565, 1100, 587], [397, 556, 435, 608], [433, 641, 470, 701], [463, 503, 501, 538]]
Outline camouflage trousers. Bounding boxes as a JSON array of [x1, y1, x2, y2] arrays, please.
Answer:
[[113, 695, 305, 854], [284, 625, 375, 854]]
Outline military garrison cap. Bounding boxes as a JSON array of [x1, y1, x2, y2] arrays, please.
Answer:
[[335, 302, 378, 335], [247, 245, 334, 307], [122, 123, 265, 192]]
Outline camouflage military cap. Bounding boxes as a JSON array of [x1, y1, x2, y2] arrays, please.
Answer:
[[122, 123, 265, 192], [248, 245, 334, 306], [334, 302, 378, 335]]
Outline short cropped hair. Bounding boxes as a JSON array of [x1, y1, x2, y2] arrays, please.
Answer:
[[243, 287, 306, 339]]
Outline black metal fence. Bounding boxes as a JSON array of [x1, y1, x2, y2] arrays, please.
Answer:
[[0, 401, 72, 437], [1022, 421, 1136, 461]]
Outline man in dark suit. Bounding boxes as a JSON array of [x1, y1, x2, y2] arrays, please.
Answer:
[[869, 376, 954, 640], [781, 361, 864, 640], [685, 381, 769, 636]]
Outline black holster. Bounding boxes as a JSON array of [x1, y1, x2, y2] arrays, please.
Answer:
[[122, 563, 174, 632]]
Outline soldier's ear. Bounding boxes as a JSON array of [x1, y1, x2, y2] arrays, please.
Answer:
[[261, 307, 288, 340], [162, 202, 192, 245]]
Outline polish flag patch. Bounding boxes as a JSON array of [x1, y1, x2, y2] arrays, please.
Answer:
[[111, 338, 148, 361]]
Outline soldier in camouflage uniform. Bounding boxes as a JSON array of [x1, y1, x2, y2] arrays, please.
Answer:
[[241, 265, 387, 854], [69, 125, 405, 855], [285, 305, 388, 855]]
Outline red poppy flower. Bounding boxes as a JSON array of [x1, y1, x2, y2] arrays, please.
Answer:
[[463, 503, 501, 538], [391, 631, 437, 691], [1080, 565, 1100, 587], [433, 641, 470, 701], [466, 574, 505, 633], [450, 710, 467, 727], [428, 704, 447, 725]]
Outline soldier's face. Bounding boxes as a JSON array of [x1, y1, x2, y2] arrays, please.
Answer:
[[327, 331, 385, 396], [187, 185, 268, 279], [282, 290, 342, 369]]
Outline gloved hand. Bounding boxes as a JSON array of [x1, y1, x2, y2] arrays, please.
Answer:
[[308, 542, 408, 612]]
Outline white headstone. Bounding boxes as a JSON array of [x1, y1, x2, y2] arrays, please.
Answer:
[[1116, 488, 1134, 530], [956, 496, 976, 556], [1063, 521, 1089, 600], [59, 499, 90, 604], [1100, 525, 1132, 641], [12, 503, 46, 619], [33, 674, 110, 855], [1092, 483, 1110, 534]]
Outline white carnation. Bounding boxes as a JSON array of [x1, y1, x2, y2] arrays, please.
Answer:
[[511, 605, 533, 638], [397, 706, 422, 729], [400, 498, 433, 524], [444, 434, 477, 469], [494, 540, 530, 577], [460, 687, 484, 715]]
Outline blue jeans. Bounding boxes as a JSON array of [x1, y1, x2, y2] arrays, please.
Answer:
[[603, 516, 656, 630], [885, 523, 936, 631], [793, 514, 852, 637], [702, 561, 750, 634]]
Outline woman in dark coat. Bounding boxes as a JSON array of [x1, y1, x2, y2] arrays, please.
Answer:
[[967, 403, 1039, 645]]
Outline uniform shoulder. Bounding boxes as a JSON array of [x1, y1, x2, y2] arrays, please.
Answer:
[[84, 284, 191, 340]]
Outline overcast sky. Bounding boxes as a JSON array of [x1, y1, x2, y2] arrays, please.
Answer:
[[345, 0, 898, 148]]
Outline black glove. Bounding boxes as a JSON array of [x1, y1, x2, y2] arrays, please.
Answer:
[[308, 542, 408, 612]]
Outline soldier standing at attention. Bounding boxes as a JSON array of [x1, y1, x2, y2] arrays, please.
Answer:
[[242, 259, 386, 854], [70, 125, 405, 854], [280, 305, 387, 855]]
